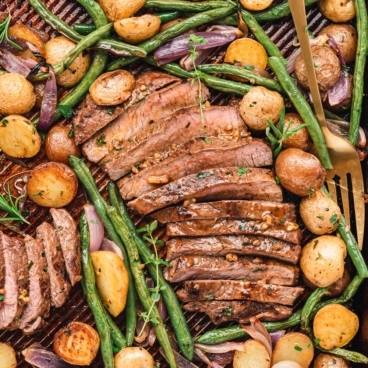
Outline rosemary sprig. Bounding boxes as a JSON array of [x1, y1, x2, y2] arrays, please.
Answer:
[[0, 186, 30, 224], [0, 14, 23, 50]]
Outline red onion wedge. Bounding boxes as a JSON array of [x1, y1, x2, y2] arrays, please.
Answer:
[[84, 204, 104, 253], [194, 342, 245, 354], [101, 238, 124, 260], [270, 330, 286, 348], [195, 347, 215, 367], [180, 48, 213, 71], [0, 36, 28, 55], [327, 71, 351, 106], [0, 48, 31, 76], [241, 318, 272, 358]]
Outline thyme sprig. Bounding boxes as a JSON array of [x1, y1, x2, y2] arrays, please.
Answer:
[[0, 14, 23, 50], [0, 185, 30, 224]]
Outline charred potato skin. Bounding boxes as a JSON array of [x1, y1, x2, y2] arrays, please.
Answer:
[[313, 353, 352, 368], [318, 0, 356, 23]]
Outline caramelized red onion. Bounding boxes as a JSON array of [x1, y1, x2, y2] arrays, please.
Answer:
[[270, 330, 286, 348], [327, 71, 351, 106], [241, 318, 272, 357], [0, 36, 28, 55], [0, 48, 31, 76], [101, 237, 124, 260], [194, 342, 245, 354], [84, 204, 104, 253], [326, 119, 367, 149]]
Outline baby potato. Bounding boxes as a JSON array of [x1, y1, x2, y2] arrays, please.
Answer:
[[239, 86, 284, 131], [233, 339, 271, 368], [0, 73, 36, 115], [0, 115, 41, 158], [313, 353, 352, 368], [300, 189, 341, 235], [318, 0, 356, 23], [313, 304, 359, 350], [0, 343, 17, 368], [45, 36, 91, 87], [240, 0, 273, 10], [300, 235, 347, 288], [114, 347, 154, 368], [89, 70, 135, 106], [97, 0, 146, 22], [114, 15, 161, 45]]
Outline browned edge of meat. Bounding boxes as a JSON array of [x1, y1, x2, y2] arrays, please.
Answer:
[[73, 71, 181, 144], [82, 79, 210, 163], [166, 235, 302, 264], [164, 255, 300, 285], [166, 218, 301, 245], [118, 138, 272, 200], [128, 167, 283, 216], [0, 231, 5, 309], [102, 104, 248, 180], [36, 222, 71, 308], [152, 200, 296, 224], [50, 208, 81, 286], [19, 235, 50, 335], [182, 300, 293, 325], [177, 280, 304, 306]]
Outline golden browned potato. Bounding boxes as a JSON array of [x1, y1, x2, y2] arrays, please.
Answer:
[[27, 162, 78, 208], [114, 347, 154, 368], [318, 0, 356, 23], [97, 0, 146, 22], [45, 36, 91, 88], [0, 343, 17, 368], [275, 148, 326, 196], [0, 115, 41, 158], [233, 339, 271, 368], [54, 322, 100, 365], [0, 73, 36, 115], [318, 24, 357, 64], [300, 235, 346, 287], [89, 70, 135, 106], [45, 125, 81, 165], [114, 15, 161, 44], [299, 189, 341, 234], [239, 86, 284, 131], [240, 0, 273, 10], [313, 353, 352, 368], [313, 304, 359, 350], [295, 45, 340, 92]]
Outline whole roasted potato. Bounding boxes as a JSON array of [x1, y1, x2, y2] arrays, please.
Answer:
[[295, 45, 340, 92], [318, 24, 357, 64], [275, 148, 326, 197], [318, 0, 356, 23], [313, 353, 351, 368], [114, 15, 161, 45], [0, 73, 36, 115], [97, 0, 146, 22], [115, 347, 154, 368], [239, 86, 284, 131], [45, 36, 91, 87]]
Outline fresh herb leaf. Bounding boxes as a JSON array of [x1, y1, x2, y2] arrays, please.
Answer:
[[68, 126, 74, 137], [236, 167, 248, 176], [294, 344, 303, 352], [0, 185, 30, 224], [96, 134, 106, 146], [57, 104, 73, 118], [0, 295, 4, 301], [196, 172, 214, 180], [198, 136, 212, 144], [308, 188, 315, 198], [317, 215, 324, 220], [330, 214, 338, 223], [107, 107, 115, 115], [1, 119, 9, 126], [0, 14, 23, 50], [243, 65, 255, 70], [205, 294, 214, 300]]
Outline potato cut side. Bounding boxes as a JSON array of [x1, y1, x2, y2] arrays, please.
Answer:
[[0, 343, 17, 368], [115, 347, 154, 368], [240, 0, 273, 11], [233, 339, 271, 368]]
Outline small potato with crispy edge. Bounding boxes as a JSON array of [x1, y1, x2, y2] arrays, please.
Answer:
[[313, 304, 359, 350], [27, 162, 78, 208], [233, 339, 271, 368], [54, 322, 100, 365], [0, 342, 17, 368], [114, 347, 154, 368], [313, 353, 352, 368], [240, 0, 273, 11], [318, 0, 356, 23], [97, 0, 146, 22]]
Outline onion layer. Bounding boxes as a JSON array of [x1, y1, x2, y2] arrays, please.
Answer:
[[101, 238, 124, 260], [84, 204, 104, 253], [0, 48, 31, 76]]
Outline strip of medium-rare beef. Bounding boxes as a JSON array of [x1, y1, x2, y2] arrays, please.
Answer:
[[19, 235, 50, 335], [83, 80, 210, 163], [164, 255, 300, 285], [101, 105, 247, 180], [182, 300, 293, 325], [176, 280, 304, 305], [73, 71, 181, 144], [36, 222, 71, 308], [166, 218, 301, 244], [119, 138, 272, 200], [128, 167, 283, 216], [50, 208, 81, 286], [152, 200, 297, 224], [166, 235, 301, 264]]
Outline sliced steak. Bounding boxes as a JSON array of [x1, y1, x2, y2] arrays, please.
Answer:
[[19, 235, 50, 334], [166, 235, 301, 264], [177, 280, 304, 305], [166, 218, 301, 244], [0, 233, 5, 308], [83, 80, 209, 163], [129, 167, 283, 215], [50, 208, 81, 286], [164, 255, 300, 285], [36, 222, 71, 308], [183, 300, 293, 325], [152, 200, 296, 224], [118, 138, 272, 200], [73, 71, 180, 144]]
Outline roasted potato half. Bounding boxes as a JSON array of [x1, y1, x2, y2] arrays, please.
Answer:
[[313, 353, 352, 368], [318, 0, 356, 22], [0, 343, 17, 368], [97, 0, 146, 22], [233, 339, 271, 368], [240, 0, 273, 11], [115, 347, 154, 368]]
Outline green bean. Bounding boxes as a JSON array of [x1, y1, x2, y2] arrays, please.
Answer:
[[268, 56, 332, 169], [107, 7, 235, 70], [107, 182, 194, 361], [323, 109, 345, 122], [318, 347, 368, 364], [156, 11, 182, 23], [144, 0, 236, 12], [348, 0, 367, 145], [69, 156, 137, 346], [77, 0, 107, 27], [197, 64, 285, 94], [107, 207, 177, 368], [80, 213, 114, 368], [74, 23, 96, 35]]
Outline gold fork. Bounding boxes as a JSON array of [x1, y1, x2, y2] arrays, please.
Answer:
[[288, 0, 365, 249]]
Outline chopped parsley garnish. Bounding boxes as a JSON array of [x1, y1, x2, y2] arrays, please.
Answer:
[[236, 167, 248, 176], [96, 134, 106, 146], [196, 172, 214, 180]]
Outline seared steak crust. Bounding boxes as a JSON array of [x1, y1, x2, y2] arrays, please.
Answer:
[[0, 233, 5, 309]]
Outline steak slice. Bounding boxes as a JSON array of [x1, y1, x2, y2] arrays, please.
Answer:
[[50, 208, 81, 286], [128, 167, 283, 215], [166, 235, 301, 264], [177, 280, 304, 305], [19, 235, 50, 335], [118, 138, 272, 200], [36, 222, 71, 308], [164, 255, 300, 285], [166, 218, 301, 244], [153, 200, 296, 224], [73, 71, 180, 144], [82, 80, 210, 163], [183, 300, 293, 325], [0, 232, 5, 309]]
